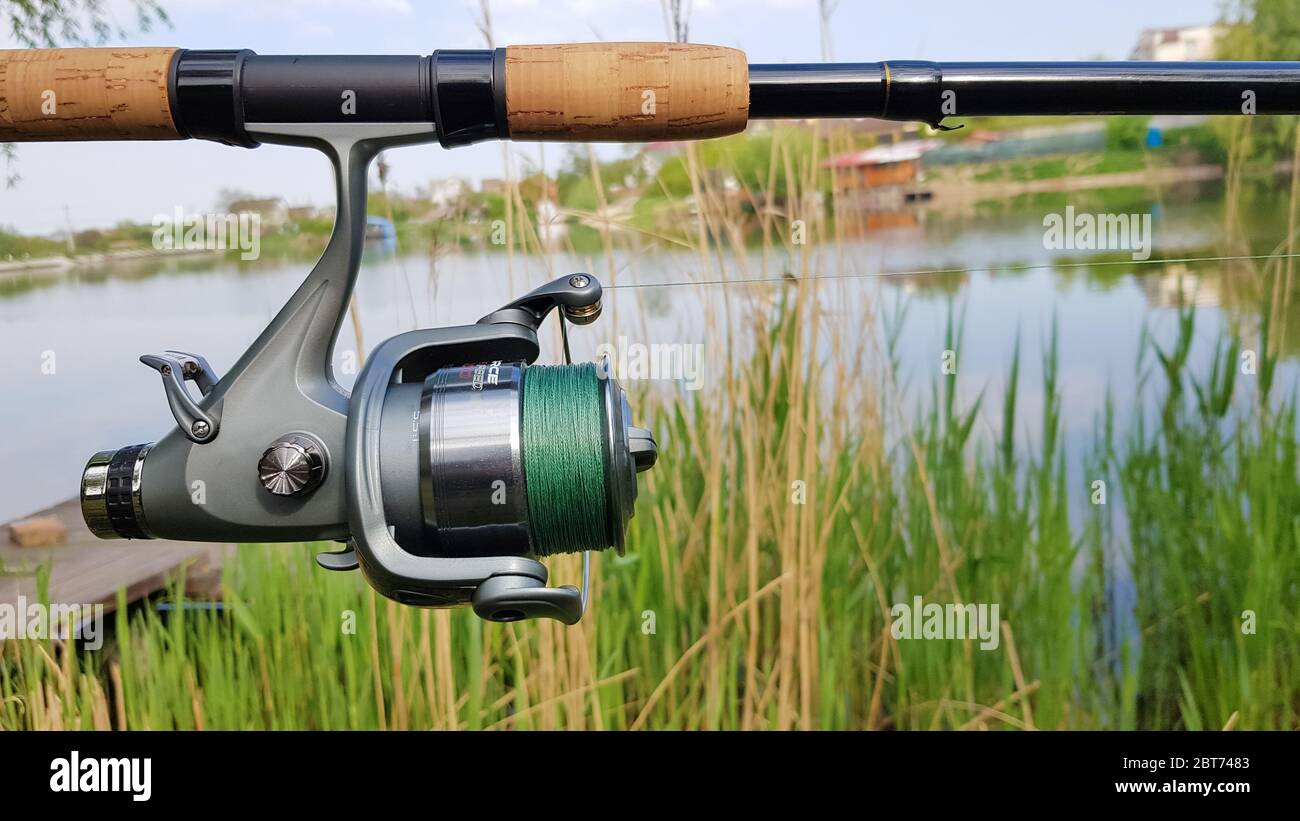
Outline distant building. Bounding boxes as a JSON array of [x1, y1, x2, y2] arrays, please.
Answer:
[[825, 140, 942, 213], [287, 205, 320, 223], [479, 178, 507, 195], [428, 177, 470, 217], [840, 119, 924, 143], [824, 140, 941, 190], [228, 198, 288, 229], [636, 141, 682, 178], [1129, 25, 1224, 61], [535, 198, 568, 247], [1140, 263, 1221, 309], [365, 216, 397, 252]]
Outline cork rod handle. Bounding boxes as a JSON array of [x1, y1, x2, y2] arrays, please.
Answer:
[[504, 42, 749, 142], [0, 47, 181, 141]]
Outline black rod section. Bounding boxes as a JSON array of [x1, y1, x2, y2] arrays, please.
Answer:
[[172, 49, 508, 148], [749, 61, 1300, 125]]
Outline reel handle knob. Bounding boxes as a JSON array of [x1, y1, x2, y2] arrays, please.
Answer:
[[257, 433, 327, 497]]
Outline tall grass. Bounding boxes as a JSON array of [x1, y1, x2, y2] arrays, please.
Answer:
[[2, 126, 1297, 730], [1114, 300, 1300, 730]]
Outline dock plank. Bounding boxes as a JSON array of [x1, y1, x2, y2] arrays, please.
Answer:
[[1, 498, 228, 613]]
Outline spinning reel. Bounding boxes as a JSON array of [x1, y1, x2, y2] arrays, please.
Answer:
[[78, 122, 656, 625]]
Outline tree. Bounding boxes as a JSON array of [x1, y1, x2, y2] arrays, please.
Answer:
[[1216, 0, 1300, 161], [662, 0, 689, 43], [4, 0, 168, 47]]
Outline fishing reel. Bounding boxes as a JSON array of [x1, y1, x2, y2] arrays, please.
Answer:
[[78, 123, 656, 624]]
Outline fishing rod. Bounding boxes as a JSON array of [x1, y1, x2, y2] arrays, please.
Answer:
[[3, 42, 1296, 624], [5, 45, 1299, 144]]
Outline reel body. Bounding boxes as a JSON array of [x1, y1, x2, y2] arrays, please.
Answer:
[[78, 122, 656, 625]]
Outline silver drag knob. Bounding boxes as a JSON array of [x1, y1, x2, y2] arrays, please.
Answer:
[[257, 433, 327, 497], [80, 444, 153, 539]]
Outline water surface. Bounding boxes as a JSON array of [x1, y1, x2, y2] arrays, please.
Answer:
[[2, 182, 1297, 523]]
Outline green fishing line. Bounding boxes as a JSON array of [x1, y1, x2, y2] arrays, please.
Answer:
[[521, 363, 611, 556]]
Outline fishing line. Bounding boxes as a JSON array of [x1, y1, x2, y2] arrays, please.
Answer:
[[602, 252, 1300, 291], [521, 360, 611, 559], [555, 315, 593, 611]]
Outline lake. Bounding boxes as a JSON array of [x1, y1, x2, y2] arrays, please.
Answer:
[[3, 180, 1298, 525]]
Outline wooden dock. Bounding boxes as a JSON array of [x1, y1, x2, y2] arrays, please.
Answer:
[[1, 499, 229, 613]]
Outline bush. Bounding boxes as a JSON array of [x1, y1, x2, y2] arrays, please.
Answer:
[[1105, 117, 1151, 153]]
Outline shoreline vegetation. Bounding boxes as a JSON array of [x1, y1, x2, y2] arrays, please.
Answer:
[[3, 103, 1299, 730], [0, 245, 220, 277], [3, 118, 1289, 268]]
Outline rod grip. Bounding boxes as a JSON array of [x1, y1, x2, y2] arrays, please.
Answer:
[[503, 42, 748, 142], [0, 47, 181, 141]]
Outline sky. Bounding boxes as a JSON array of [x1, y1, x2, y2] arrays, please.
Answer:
[[1, 0, 1226, 235]]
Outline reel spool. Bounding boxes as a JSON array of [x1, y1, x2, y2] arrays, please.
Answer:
[[393, 360, 656, 562]]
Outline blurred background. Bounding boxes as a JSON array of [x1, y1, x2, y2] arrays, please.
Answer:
[[2, 0, 1299, 730]]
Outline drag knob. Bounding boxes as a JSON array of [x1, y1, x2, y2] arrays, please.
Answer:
[[257, 433, 327, 497]]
